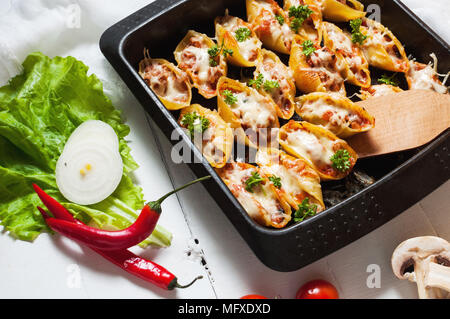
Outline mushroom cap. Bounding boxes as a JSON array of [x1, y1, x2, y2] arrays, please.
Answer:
[[391, 236, 450, 280]]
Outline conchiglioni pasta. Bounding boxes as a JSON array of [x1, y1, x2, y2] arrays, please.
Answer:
[[178, 104, 233, 168], [216, 162, 292, 228], [289, 36, 346, 95], [215, 13, 262, 67], [359, 84, 403, 100], [138, 53, 192, 110], [256, 148, 325, 213], [295, 92, 375, 138], [283, 0, 323, 44], [359, 18, 409, 73], [246, 0, 294, 54], [279, 120, 358, 180], [217, 77, 279, 148], [322, 21, 371, 87], [321, 0, 366, 22], [174, 30, 228, 99], [251, 49, 296, 119]]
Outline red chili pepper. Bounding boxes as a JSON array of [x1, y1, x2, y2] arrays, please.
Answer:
[[33, 178, 210, 290], [33, 176, 210, 251]]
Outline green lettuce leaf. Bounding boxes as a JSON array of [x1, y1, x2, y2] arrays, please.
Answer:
[[0, 52, 171, 247]]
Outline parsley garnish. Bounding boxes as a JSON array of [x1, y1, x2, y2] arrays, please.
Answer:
[[268, 175, 282, 189], [248, 73, 264, 89], [293, 198, 318, 222], [222, 89, 238, 105], [275, 14, 285, 25], [302, 40, 316, 57], [235, 27, 251, 42], [349, 18, 367, 45], [330, 149, 352, 172], [289, 5, 313, 33], [208, 41, 233, 66], [263, 80, 280, 92], [181, 112, 210, 138], [378, 73, 399, 86], [245, 171, 264, 193]]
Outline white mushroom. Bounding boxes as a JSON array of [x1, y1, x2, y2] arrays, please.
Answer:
[[391, 236, 450, 299]]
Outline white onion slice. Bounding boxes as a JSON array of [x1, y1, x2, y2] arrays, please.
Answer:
[[65, 120, 119, 152], [56, 121, 124, 205]]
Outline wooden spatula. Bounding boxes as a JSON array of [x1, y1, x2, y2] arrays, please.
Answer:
[[347, 90, 450, 158]]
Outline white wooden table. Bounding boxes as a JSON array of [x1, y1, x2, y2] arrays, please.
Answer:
[[0, 0, 448, 299]]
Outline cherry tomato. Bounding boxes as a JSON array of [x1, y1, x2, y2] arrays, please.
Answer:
[[296, 279, 339, 299], [240, 294, 268, 299]]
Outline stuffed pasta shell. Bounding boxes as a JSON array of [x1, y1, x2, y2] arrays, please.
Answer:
[[216, 162, 292, 228], [289, 36, 346, 95], [215, 13, 262, 67], [283, 0, 323, 44], [321, 0, 366, 22], [178, 104, 233, 168], [295, 92, 375, 138], [174, 30, 228, 99], [279, 120, 358, 180], [322, 22, 371, 87], [246, 0, 294, 54], [217, 77, 280, 148], [138, 52, 192, 110], [406, 56, 449, 94], [256, 148, 325, 215], [358, 18, 409, 73], [250, 49, 296, 119], [359, 84, 403, 100]]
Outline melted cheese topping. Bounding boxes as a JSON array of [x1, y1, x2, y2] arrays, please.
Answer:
[[408, 62, 448, 94], [221, 164, 287, 225], [285, 128, 336, 167], [230, 89, 277, 129], [300, 97, 360, 131], [180, 45, 211, 82], [142, 62, 189, 103], [221, 17, 261, 62]]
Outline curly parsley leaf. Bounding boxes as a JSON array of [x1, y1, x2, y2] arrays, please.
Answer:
[[181, 112, 210, 138], [294, 198, 318, 222], [349, 18, 367, 45], [330, 149, 352, 172], [222, 89, 238, 105], [302, 40, 316, 57], [289, 5, 313, 33], [248, 73, 264, 89], [208, 41, 233, 66], [235, 27, 251, 42], [268, 175, 282, 189], [245, 171, 265, 193], [263, 80, 280, 92], [275, 14, 285, 25]]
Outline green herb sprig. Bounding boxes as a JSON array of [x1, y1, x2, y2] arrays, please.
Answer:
[[294, 198, 318, 222], [302, 40, 316, 57], [378, 73, 399, 86], [208, 41, 233, 66], [181, 112, 210, 139], [289, 5, 313, 33], [349, 18, 367, 45], [222, 89, 238, 105], [268, 175, 282, 189], [275, 14, 285, 25], [235, 27, 251, 42], [245, 171, 265, 193], [330, 149, 352, 172]]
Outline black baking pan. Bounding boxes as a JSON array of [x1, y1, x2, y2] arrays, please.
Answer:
[[100, 0, 450, 272]]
